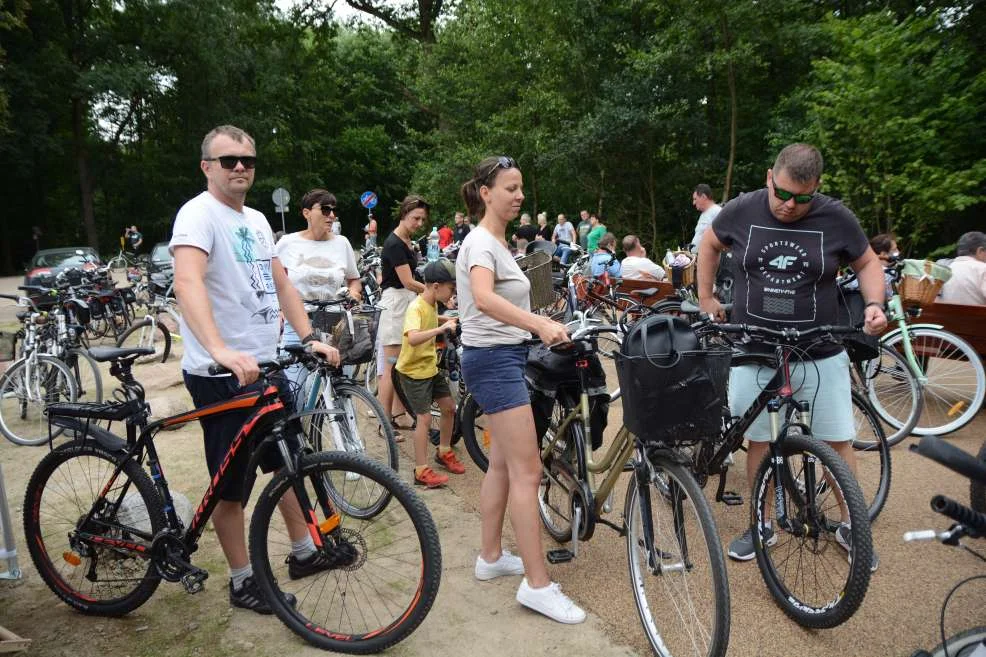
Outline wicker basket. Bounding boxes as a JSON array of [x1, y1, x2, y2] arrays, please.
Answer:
[[663, 251, 696, 289], [899, 259, 951, 307], [516, 250, 555, 311]]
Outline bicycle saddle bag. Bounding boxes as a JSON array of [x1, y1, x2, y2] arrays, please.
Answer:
[[526, 344, 609, 450]]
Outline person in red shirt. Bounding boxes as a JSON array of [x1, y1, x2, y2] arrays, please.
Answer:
[[438, 221, 454, 249]]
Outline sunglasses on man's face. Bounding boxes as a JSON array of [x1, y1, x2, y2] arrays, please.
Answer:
[[771, 179, 815, 204], [205, 155, 257, 170]]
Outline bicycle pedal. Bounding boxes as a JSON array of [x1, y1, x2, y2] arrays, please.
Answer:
[[718, 491, 744, 506], [546, 548, 574, 564], [181, 568, 209, 594]]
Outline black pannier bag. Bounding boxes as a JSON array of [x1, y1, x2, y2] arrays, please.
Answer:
[[526, 343, 609, 450], [836, 285, 880, 363], [614, 314, 730, 444]]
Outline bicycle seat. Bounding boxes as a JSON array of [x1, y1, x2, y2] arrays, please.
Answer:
[[88, 346, 155, 362]]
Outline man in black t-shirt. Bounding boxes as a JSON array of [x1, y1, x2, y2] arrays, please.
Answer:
[[697, 143, 887, 568], [452, 211, 470, 244]]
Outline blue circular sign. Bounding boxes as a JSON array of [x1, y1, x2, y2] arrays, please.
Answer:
[[360, 191, 378, 209]]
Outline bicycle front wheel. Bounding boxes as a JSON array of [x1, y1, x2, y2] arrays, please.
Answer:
[[885, 328, 986, 435], [856, 341, 922, 447], [625, 457, 730, 657], [0, 355, 78, 446], [116, 318, 171, 364], [249, 451, 441, 654], [752, 434, 872, 628], [23, 439, 165, 614], [305, 382, 397, 469]]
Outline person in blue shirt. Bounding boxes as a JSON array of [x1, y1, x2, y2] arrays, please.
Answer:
[[589, 232, 621, 277]]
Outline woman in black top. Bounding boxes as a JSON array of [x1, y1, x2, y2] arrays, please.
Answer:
[[377, 195, 428, 432], [535, 212, 553, 241]]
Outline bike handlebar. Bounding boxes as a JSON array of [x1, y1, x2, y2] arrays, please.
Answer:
[[705, 322, 862, 342]]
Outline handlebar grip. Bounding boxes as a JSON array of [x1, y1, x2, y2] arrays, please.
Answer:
[[930, 495, 986, 534], [208, 363, 230, 376], [912, 435, 986, 485]]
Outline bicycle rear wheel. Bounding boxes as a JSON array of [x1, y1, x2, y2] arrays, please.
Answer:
[[23, 439, 165, 614], [65, 348, 104, 402], [625, 456, 730, 657], [460, 394, 491, 471], [849, 390, 892, 522], [0, 355, 78, 446], [250, 451, 441, 654], [855, 341, 922, 447], [537, 401, 579, 543], [885, 328, 986, 436], [752, 434, 872, 628], [116, 318, 171, 364]]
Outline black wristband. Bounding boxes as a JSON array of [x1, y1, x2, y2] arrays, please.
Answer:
[[301, 332, 316, 345], [864, 301, 884, 310]]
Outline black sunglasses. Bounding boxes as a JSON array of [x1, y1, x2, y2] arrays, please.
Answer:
[[482, 155, 518, 183], [771, 178, 815, 204], [205, 155, 257, 170], [319, 205, 336, 215]]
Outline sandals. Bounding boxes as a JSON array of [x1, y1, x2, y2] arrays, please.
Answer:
[[390, 412, 415, 430]]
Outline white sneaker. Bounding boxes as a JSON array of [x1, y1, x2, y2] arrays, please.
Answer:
[[516, 578, 586, 624], [474, 550, 525, 581]]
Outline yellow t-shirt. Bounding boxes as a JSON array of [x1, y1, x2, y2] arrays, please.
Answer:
[[396, 296, 438, 380]]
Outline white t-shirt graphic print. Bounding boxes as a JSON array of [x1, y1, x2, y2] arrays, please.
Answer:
[[170, 191, 281, 376]]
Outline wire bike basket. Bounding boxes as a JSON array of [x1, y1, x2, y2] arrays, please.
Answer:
[[310, 305, 381, 366], [899, 259, 951, 308], [516, 250, 555, 311]]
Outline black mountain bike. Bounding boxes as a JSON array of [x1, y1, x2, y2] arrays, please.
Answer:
[[689, 321, 876, 629], [23, 345, 441, 653]]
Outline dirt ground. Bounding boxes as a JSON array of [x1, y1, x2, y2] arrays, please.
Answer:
[[0, 273, 983, 657]]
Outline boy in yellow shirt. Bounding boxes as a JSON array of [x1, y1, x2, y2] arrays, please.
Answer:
[[396, 258, 464, 487]]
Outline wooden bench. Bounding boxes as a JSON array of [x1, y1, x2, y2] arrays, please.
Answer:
[[914, 301, 986, 358], [615, 278, 676, 306]]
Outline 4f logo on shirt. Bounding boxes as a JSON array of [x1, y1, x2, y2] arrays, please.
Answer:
[[769, 255, 798, 270]]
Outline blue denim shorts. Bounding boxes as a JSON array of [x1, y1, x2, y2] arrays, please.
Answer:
[[461, 345, 530, 414]]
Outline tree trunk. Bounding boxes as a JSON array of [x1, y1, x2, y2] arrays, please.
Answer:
[[72, 95, 98, 251], [647, 160, 657, 248], [720, 12, 737, 202]]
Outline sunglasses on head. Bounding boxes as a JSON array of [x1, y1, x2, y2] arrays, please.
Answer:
[[205, 155, 257, 170], [482, 155, 517, 183], [771, 178, 815, 204]]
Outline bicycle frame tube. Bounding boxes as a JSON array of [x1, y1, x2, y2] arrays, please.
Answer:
[[882, 294, 937, 384]]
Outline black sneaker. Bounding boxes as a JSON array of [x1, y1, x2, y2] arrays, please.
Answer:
[[286, 543, 358, 579], [835, 524, 879, 573], [229, 576, 297, 615]]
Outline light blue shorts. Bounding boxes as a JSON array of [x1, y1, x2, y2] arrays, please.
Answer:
[[728, 350, 854, 442]]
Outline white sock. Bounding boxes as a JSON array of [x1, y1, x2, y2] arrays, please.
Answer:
[[230, 564, 253, 590], [292, 535, 317, 560]]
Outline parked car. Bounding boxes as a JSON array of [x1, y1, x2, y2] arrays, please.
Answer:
[[149, 241, 173, 270], [24, 247, 102, 286]]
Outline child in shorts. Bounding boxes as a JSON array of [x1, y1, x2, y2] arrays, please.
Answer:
[[395, 258, 465, 487]]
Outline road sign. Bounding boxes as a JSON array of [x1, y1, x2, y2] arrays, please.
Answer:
[[360, 191, 378, 209], [272, 188, 290, 234], [272, 187, 290, 207]]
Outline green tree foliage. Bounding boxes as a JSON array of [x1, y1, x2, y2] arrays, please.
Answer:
[[773, 10, 986, 253], [0, 0, 982, 273]]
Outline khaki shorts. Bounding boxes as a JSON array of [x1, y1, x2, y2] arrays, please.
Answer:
[[378, 287, 417, 346], [397, 371, 451, 416]]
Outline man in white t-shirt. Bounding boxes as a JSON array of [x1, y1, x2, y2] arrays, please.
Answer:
[[170, 125, 340, 615], [620, 235, 666, 281], [551, 213, 577, 264], [689, 183, 722, 253], [942, 231, 986, 305]]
